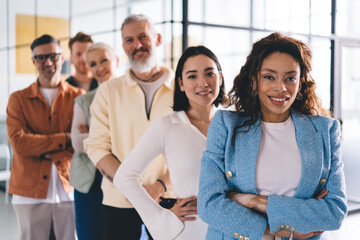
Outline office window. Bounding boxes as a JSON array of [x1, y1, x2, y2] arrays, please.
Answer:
[[253, 0, 310, 34], [126, 0, 164, 23], [188, 25, 251, 91], [189, 0, 251, 27], [337, 0, 360, 38], [37, 0, 69, 36], [9, 0, 36, 47], [159, 22, 182, 70], [71, 8, 114, 35], [72, 0, 113, 16], [341, 47, 360, 116], [172, 0, 183, 22], [6, 47, 34, 105], [0, 1, 7, 48], [310, 0, 331, 36], [309, 37, 331, 110], [0, 51, 8, 117]]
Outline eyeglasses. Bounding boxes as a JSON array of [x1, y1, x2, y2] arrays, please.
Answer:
[[33, 53, 62, 64]]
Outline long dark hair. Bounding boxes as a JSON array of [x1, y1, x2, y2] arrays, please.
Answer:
[[228, 32, 329, 130], [173, 46, 227, 111]]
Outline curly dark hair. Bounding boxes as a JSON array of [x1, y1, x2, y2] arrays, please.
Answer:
[[173, 45, 228, 111], [228, 32, 330, 130]]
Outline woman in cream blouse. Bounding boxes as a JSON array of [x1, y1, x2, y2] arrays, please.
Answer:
[[70, 42, 119, 240], [114, 46, 228, 240]]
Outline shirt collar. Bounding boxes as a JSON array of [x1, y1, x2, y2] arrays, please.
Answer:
[[27, 78, 66, 99], [169, 111, 191, 124]]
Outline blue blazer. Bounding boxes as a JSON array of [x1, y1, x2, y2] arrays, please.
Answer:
[[198, 110, 347, 240]]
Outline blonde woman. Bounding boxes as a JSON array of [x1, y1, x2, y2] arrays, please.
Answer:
[[70, 42, 119, 240]]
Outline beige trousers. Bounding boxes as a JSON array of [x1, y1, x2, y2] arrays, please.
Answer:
[[13, 202, 76, 240]]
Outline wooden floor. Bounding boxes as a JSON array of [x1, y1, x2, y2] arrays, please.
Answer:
[[1, 190, 360, 239]]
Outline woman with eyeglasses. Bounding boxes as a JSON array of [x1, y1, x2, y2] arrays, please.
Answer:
[[70, 42, 119, 240], [113, 46, 228, 240], [197, 33, 347, 240]]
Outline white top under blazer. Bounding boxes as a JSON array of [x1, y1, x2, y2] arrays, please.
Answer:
[[257, 117, 302, 240], [114, 111, 208, 240]]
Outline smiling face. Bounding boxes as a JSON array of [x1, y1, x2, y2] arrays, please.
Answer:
[[86, 48, 118, 83], [179, 54, 222, 109], [257, 52, 301, 123], [121, 20, 161, 73], [32, 42, 64, 82], [70, 41, 92, 75]]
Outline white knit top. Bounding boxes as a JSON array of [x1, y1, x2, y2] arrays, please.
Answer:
[[256, 116, 302, 197], [114, 111, 208, 240]]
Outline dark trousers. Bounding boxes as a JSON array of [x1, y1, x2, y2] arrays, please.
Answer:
[[74, 170, 104, 240], [102, 205, 153, 240]]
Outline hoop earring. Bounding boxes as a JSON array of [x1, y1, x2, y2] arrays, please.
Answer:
[[296, 92, 303, 100], [252, 89, 258, 97]]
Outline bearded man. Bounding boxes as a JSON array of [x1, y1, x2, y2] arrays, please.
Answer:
[[84, 14, 174, 240]]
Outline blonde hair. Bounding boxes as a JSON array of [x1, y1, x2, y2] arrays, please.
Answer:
[[85, 42, 116, 59]]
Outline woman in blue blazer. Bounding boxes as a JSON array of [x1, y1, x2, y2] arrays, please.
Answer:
[[198, 32, 347, 240]]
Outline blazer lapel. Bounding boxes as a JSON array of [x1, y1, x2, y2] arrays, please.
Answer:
[[234, 119, 262, 194], [292, 112, 323, 198]]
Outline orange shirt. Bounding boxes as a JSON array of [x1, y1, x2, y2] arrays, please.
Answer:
[[6, 80, 84, 199]]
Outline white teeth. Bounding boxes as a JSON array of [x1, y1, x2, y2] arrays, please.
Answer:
[[270, 97, 286, 102], [135, 51, 145, 55], [98, 72, 108, 77]]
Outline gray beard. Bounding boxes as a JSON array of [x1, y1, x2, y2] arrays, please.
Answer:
[[129, 51, 158, 74]]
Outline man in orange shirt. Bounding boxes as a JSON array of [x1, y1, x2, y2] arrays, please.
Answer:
[[6, 34, 84, 240]]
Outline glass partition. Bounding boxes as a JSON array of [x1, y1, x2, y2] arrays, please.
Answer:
[[189, 0, 251, 27], [0, 1, 7, 48], [339, 45, 360, 209], [0, 51, 9, 119], [253, 0, 311, 34], [337, 0, 360, 38], [188, 25, 251, 91], [310, 0, 332, 35], [309, 37, 331, 110]]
